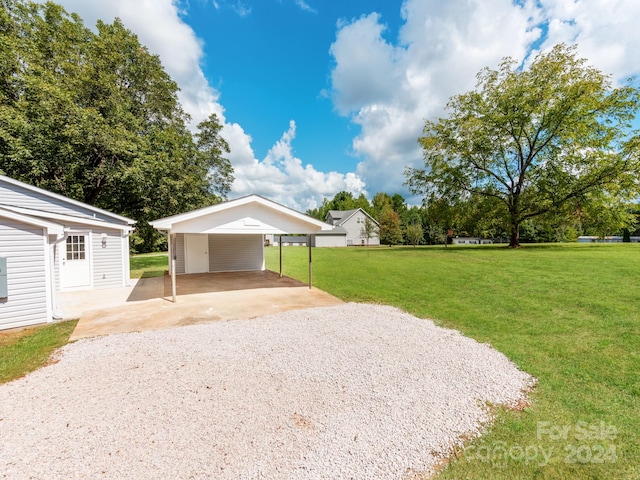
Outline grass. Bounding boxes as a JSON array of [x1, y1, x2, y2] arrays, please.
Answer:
[[2, 245, 637, 477], [130, 252, 168, 278], [265, 243, 640, 479], [0, 320, 77, 384]]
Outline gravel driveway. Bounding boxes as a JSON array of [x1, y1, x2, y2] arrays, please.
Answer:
[[0, 303, 535, 479]]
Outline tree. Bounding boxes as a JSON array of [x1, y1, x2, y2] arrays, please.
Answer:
[[372, 192, 392, 219], [406, 44, 640, 247], [404, 223, 424, 247], [359, 217, 379, 246], [0, 0, 233, 252], [378, 205, 403, 245]]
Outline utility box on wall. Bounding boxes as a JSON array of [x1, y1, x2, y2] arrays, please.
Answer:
[[0, 257, 7, 299]]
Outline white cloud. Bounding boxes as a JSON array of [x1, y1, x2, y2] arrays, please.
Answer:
[[329, 0, 640, 198], [330, 0, 541, 196], [48, 0, 220, 126], [536, 0, 640, 83], [233, 121, 366, 211], [39, 0, 360, 212], [294, 0, 317, 14], [29, 0, 640, 210]]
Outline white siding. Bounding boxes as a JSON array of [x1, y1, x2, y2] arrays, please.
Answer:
[[312, 235, 346, 247], [209, 234, 264, 272], [91, 228, 125, 288], [0, 221, 49, 329], [0, 181, 114, 222], [175, 234, 186, 274], [342, 215, 380, 246]]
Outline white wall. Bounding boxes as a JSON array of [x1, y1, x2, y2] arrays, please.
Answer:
[[312, 235, 346, 247], [0, 220, 49, 329]]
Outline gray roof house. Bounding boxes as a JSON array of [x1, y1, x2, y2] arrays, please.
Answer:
[[0, 175, 135, 330], [316, 208, 380, 247]]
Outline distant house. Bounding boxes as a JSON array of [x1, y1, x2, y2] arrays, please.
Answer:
[[577, 235, 640, 243], [0, 175, 135, 330], [452, 237, 493, 245], [320, 209, 381, 247], [266, 235, 308, 246]]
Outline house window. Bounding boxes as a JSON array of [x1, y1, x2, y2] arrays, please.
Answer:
[[66, 235, 86, 260]]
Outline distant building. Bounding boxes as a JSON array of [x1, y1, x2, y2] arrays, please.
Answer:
[[577, 236, 640, 243], [321, 208, 381, 247], [265, 235, 308, 247], [452, 237, 494, 245], [266, 208, 381, 247]]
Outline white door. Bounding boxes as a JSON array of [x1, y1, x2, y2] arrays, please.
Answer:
[[60, 233, 91, 289], [185, 234, 209, 273]]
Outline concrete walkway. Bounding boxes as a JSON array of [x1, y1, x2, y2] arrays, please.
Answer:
[[66, 271, 343, 341]]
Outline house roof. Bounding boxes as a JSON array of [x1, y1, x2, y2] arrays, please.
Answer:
[[0, 174, 135, 225], [0, 207, 65, 235], [314, 225, 347, 236], [326, 208, 379, 227], [0, 205, 134, 232], [151, 194, 334, 235]]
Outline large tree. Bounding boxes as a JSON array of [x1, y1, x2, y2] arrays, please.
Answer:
[[406, 44, 640, 247], [0, 0, 233, 251]]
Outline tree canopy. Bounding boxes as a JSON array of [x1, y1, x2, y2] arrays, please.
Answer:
[[406, 44, 640, 247], [0, 0, 233, 251]]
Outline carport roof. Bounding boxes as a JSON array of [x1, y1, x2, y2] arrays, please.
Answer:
[[151, 194, 333, 235]]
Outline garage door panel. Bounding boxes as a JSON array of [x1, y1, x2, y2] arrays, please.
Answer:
[[209, 234, 263, 272]]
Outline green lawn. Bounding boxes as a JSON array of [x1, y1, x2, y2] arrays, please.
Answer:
[[2, 245, 637, 478], [266, 243, 640, 479], [130, 252, 168, 278], [0, 320, 77, 384]]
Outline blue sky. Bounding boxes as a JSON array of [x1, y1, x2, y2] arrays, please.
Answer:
[[38, 1, 640, 211], [183, 0, 397, 174]]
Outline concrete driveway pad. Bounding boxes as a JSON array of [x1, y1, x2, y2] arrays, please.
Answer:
[[67, 271, 343, 341]]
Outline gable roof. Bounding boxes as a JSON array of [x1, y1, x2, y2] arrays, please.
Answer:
[[0, 174, 135, 225], [326, 208, 379, 227], [151, 194, 333, 234], [0, 207, 65, 235], [0, 204, 134, 232], [314, 225, 347, 236]]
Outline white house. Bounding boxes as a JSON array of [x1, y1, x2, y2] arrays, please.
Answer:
[[318, 208, 380, 247], [577, 235, 640, 243], [151, 195, 334, 298], [0, 175, 135, 330], [452, 237, 494, 245]]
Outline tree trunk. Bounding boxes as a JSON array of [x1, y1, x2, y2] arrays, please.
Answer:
[[509, 221, 520, 248]]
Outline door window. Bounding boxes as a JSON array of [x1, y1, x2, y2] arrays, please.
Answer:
[[66, 235, 86, 261]]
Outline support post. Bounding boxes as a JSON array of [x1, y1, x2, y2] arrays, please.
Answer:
[[279, 234, 283, 277], [308, 234, 312, 289], [171, 233, 177, 303]]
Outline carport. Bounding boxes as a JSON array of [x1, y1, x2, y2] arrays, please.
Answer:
[[150, 195, 334, 302]]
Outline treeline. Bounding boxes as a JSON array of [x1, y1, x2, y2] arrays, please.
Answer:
[[307, 191, 640, 246], [0, 0, 233, 252]]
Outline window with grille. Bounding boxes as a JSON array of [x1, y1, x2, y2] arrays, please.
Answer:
[[66, 235, 86, 260]]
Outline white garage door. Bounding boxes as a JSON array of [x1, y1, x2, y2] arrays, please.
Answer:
[[209, 234, 263, 272]]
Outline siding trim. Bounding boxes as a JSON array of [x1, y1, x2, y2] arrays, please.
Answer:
[[43, 230, 53, 323]]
